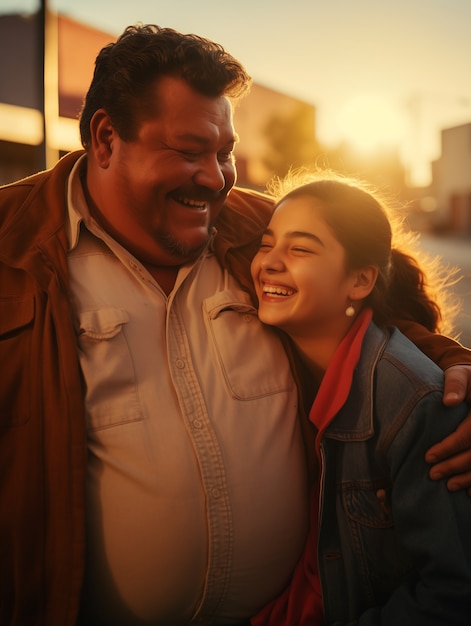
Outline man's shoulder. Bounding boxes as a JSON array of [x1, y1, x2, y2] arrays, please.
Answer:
[[0, 151, 84, 227], [224, 186, 275, 218], [0, 170, 44, 196], [0, 171, 46, 230], [214, 186, 274, 251], [215, 186, 274, 243], [212, 187, 275, 297]]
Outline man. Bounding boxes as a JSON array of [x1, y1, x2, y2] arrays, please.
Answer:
[[0, 24, 470, 626]]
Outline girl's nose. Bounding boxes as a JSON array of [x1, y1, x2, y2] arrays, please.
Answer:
[[260, 249, 284, 271]]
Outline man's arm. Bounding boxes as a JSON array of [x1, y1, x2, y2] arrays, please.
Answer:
[[426, 365, 471, 494], [213, 186, 275, 299], [394, 319, 471, 371], [394, 319, 471, 492], [442, 363, 471, 405]]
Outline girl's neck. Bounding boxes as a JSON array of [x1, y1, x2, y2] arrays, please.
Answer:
[[292, 337, 335, 384], [290, 321, 356, 383]]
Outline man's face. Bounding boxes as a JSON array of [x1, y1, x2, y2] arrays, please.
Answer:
[[89, 75, 237, 267]]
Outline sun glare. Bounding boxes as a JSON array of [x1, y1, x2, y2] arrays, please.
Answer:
[[337, 93, 406, 154]]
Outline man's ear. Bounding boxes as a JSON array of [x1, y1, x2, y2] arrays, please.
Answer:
[[350, 266, 378, 301], [89, 109, 115, 168]]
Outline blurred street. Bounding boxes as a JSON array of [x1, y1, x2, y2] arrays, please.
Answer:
[[416, 233, 471, 349]]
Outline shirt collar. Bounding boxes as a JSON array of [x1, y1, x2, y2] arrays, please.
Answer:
[[65, 153, 90, 251]]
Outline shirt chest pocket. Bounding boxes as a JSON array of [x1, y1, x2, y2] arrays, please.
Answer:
[[204, 290, 294, 399], [77, 307, 143, 430]]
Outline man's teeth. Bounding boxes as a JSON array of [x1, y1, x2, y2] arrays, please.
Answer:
[[178, 197, 207, 209], [263, 285, 295, 296]]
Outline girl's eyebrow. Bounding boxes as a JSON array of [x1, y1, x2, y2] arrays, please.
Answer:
[[263, 228, 325, 247]]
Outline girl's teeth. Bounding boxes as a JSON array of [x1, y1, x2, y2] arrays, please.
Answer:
[[263, 286, 294, 296]]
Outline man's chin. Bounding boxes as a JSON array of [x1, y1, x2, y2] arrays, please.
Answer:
[[160, 230, 210, 264]]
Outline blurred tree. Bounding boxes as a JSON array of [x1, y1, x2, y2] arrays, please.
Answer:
[[261, 106, 407, 198], [261, 103, 321, 178]]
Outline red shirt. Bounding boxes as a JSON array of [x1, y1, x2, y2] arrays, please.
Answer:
[[251, 309, 372, 626]]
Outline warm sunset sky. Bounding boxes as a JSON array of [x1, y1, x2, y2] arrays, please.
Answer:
[[4, 0, 471, 185]]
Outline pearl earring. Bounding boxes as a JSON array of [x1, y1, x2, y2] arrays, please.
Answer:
[[345, 304, 355, 317]]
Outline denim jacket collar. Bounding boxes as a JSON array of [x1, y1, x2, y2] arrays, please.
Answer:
[[323, 322, 389, 442]]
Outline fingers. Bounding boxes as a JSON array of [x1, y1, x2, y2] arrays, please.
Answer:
[[426, 411, 471, 464], [429, 449, 471, 488], [448, 469, 471, 493], [427, 367, 471, 494], [443, 365, 471, 406], [426, 411, 471, 495]]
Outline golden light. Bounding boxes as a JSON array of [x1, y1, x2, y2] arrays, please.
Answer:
[[0, 103, 43, 145], [336, 93, 406, 154]]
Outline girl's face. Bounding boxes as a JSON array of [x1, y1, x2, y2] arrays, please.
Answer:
[[251, 196, 359, 340]]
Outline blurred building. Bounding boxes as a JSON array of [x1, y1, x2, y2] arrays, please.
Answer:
[[0, 13, 43, 183], [0, 12, 317, 189], [430, 122, 471, 235], [0, 12, 116, 184], [234, 83, 316, 187]]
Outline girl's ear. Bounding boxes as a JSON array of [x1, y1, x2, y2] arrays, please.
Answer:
[[350, 266, 378, 301], [89, 109, 115, 168]]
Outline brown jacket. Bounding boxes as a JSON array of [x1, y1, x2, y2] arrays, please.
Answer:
[[0, 151, 469, 625]]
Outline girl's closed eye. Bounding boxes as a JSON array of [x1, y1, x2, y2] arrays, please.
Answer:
[[258, 237, 274, 251], [291, 246, 314, 254]]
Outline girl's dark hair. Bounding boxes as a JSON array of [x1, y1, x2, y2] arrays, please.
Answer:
[[79, 23, 251, 148], [269, 170, 461, 337]]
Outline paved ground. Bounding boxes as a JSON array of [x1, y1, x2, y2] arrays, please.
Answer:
[[414, 233, 471, 348]]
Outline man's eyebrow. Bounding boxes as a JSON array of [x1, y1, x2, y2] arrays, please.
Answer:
[[175, 133, 238, 146], [263, 228, 325, 247]]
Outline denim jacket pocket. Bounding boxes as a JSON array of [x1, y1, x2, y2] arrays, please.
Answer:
[[204, 289, 293, 400], [343, 480, 394, 528], [0, 295, 34, 427], [341, 480, 413, 600], [77, 307, 143, 430]]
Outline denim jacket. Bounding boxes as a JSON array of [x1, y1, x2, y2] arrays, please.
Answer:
[[318, 322, 471, 625]]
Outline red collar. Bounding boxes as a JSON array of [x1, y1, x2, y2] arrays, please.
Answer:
[[309, 308, 373, 456]]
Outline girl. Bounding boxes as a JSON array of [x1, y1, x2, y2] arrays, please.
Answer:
[[250, 173, 471, 625]]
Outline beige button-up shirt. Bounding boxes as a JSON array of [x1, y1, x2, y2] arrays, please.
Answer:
[[67, 157, 309, 625]]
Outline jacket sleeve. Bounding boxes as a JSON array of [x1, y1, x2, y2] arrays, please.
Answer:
[[393, 318, 471, 370], [334, 394, 471, 626]]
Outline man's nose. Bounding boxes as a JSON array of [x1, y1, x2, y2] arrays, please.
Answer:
[[194, 155, 226, 192]]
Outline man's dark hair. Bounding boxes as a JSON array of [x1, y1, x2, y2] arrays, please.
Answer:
[[79, 23, 252, 148]]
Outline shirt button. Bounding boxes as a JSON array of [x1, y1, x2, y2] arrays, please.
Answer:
[[242, 314, 252, 322], [211, 487, 221, 499], [175, 359, 185, 369], [192, 419, 203, 429]]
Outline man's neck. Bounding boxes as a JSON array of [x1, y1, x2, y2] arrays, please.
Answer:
[[143, 264, 180, 296]]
